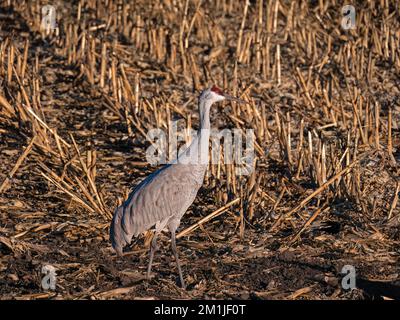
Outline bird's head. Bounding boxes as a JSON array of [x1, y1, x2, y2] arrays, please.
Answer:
[[200, 85, 247, 104]]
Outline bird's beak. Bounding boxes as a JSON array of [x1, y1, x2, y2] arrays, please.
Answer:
[[223, 93, 248, 104]]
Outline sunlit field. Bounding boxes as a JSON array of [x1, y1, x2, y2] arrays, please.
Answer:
[[0, 0, 399, 300]]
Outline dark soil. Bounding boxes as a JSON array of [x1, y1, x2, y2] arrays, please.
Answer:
[[1, 0, 400, 300]]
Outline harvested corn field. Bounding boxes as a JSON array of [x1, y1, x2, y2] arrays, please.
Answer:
[[0, 0, 400, 300]]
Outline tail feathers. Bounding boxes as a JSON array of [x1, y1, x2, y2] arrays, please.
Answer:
[[110, 206, 131, 254], [121, 202, 147, 238], [121, 206, 135, 241]]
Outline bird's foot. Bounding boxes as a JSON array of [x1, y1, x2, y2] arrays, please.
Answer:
[[146, 271, 153, 281], [180, 278, 186, 290]]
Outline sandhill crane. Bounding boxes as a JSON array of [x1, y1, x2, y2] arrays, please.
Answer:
[[110, 86, 246, 289]]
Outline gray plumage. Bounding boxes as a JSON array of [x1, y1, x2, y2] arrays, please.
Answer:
[[110, 86, 245, 288]]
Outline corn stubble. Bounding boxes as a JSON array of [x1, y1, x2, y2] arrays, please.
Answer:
[[0, 0, 399, 300]]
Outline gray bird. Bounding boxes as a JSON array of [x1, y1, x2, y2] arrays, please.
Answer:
[[110, 86, 246, 288]]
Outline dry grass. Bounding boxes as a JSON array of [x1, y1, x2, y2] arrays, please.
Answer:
[[0, 0, 399, 300]]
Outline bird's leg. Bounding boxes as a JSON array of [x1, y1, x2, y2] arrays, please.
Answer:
[[147, 231, 159, 279], [171, 230, 186, 289]]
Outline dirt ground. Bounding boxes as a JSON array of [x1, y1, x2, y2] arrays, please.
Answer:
[[0, 0, 400, 300]]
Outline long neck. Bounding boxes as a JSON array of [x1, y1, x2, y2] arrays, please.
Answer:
[[197, 98, 212, 165], [199, 98, 212, 130], [177, 98, 212, 166]]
